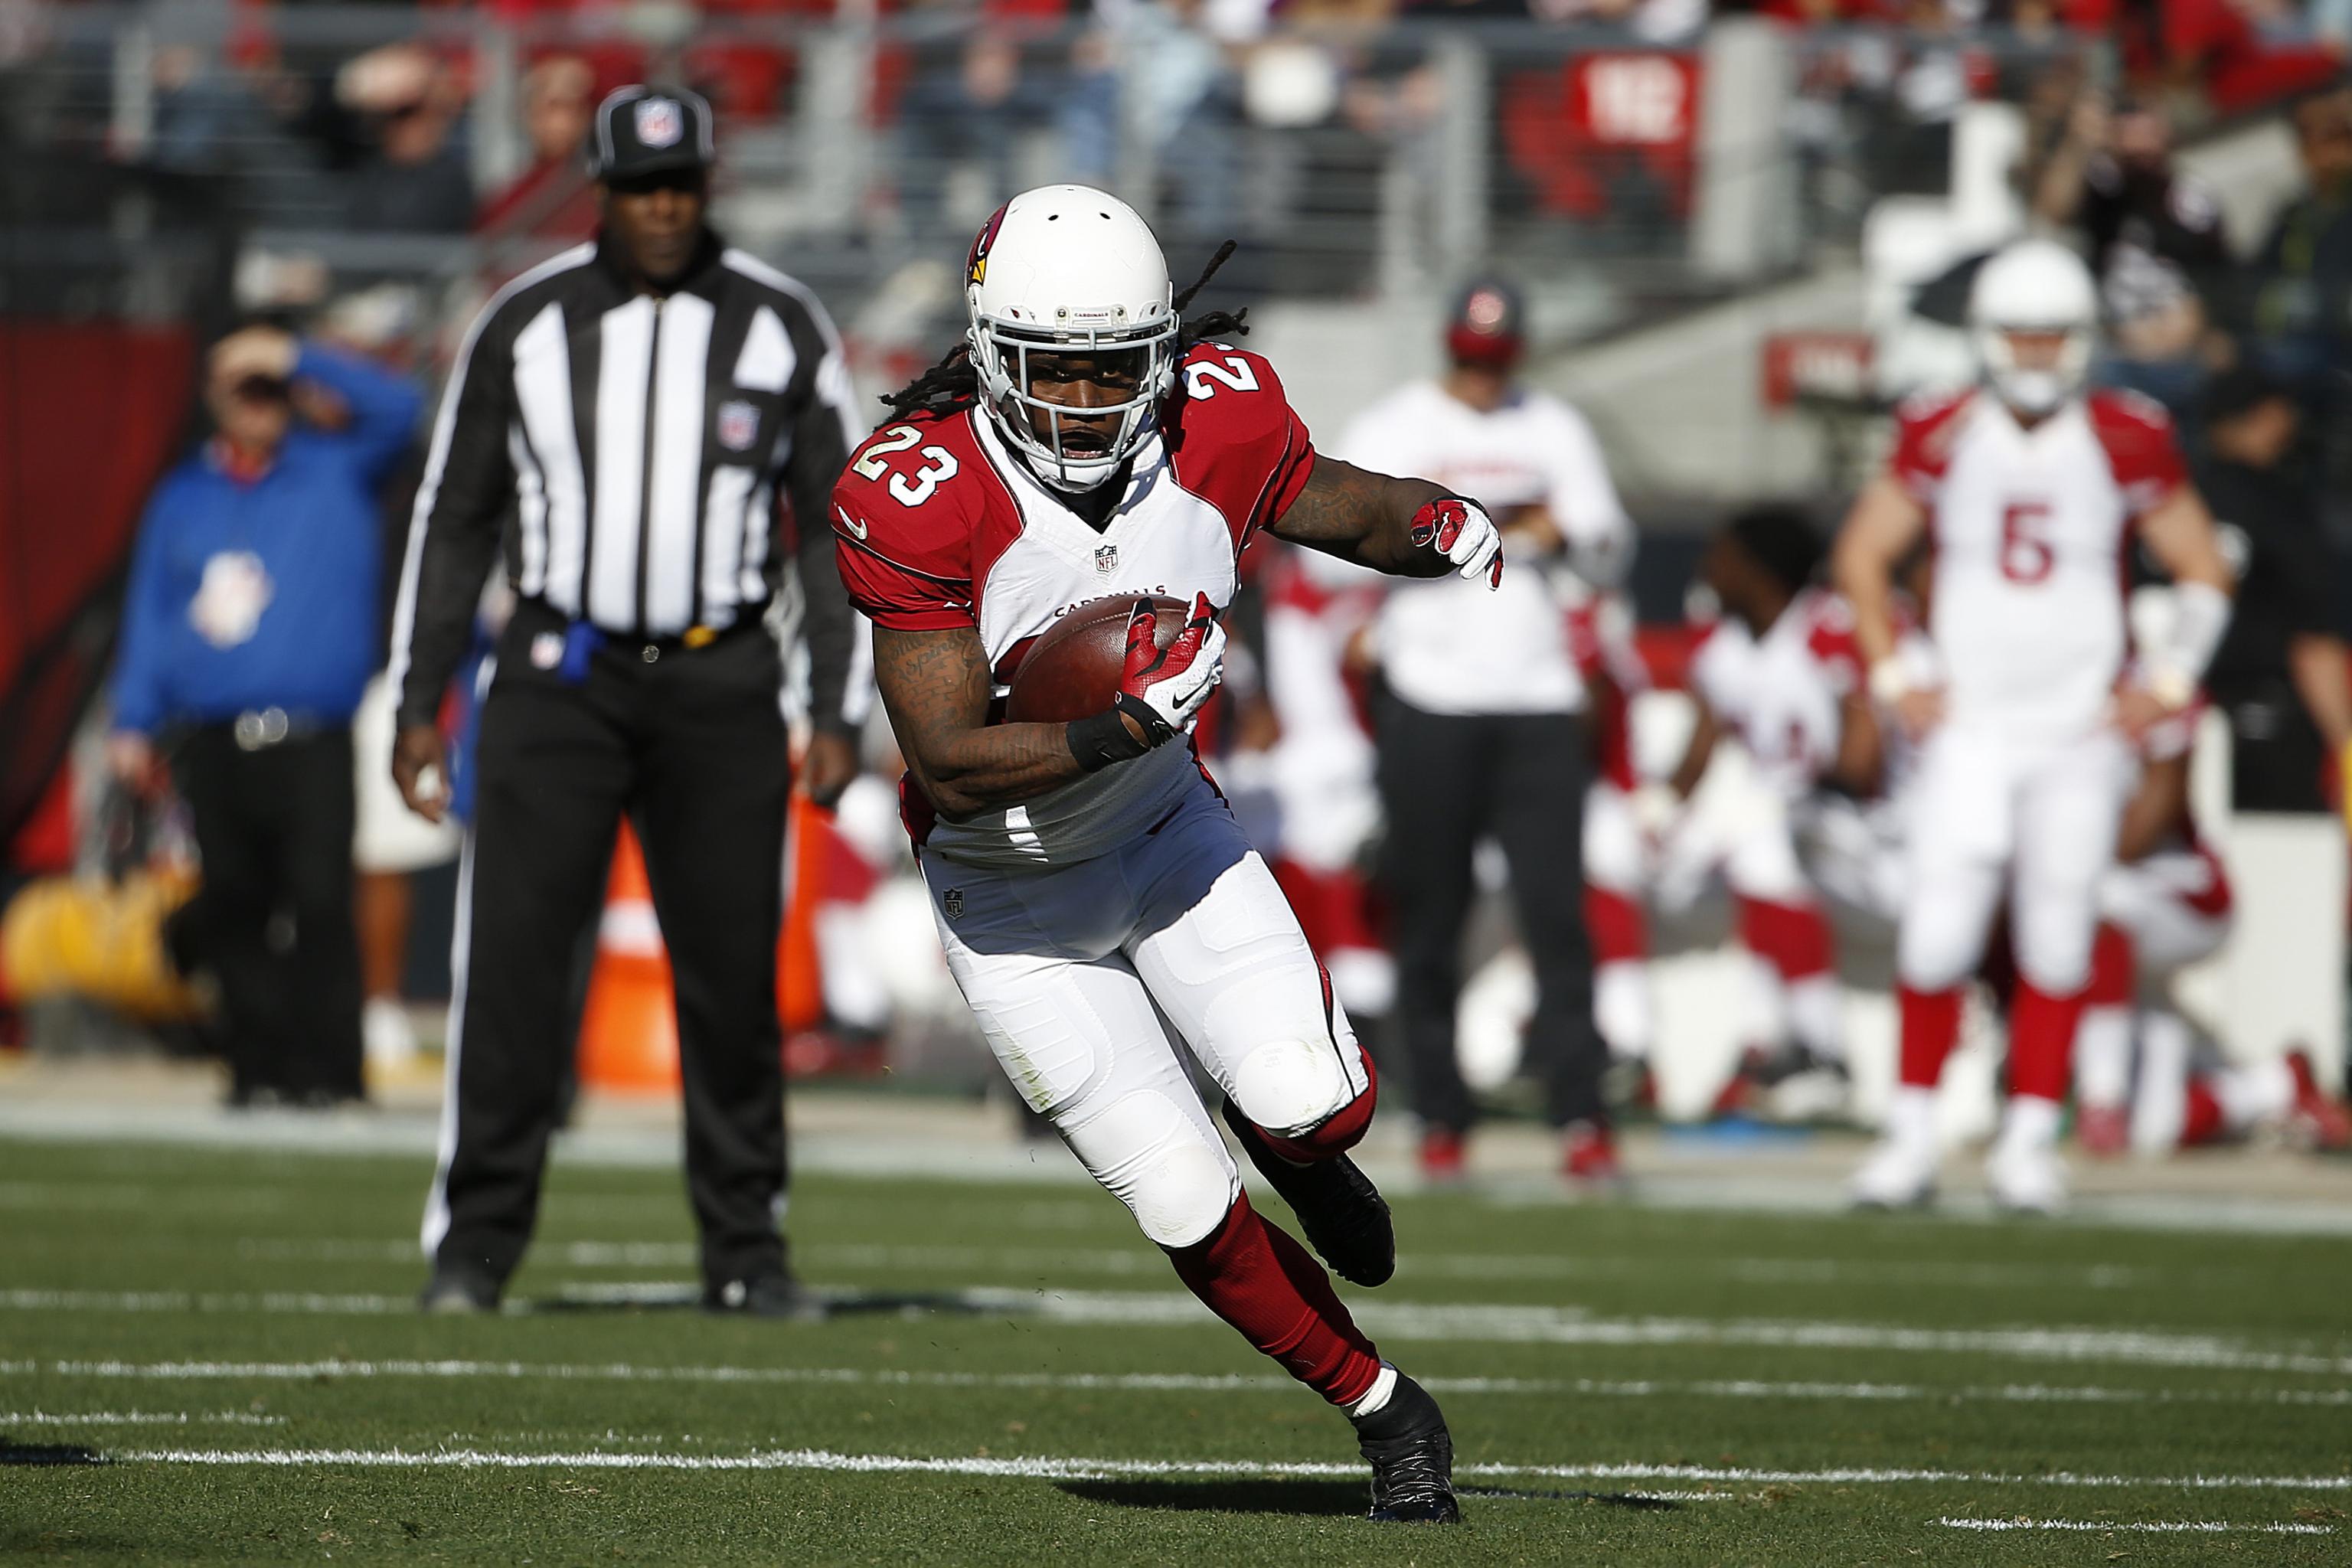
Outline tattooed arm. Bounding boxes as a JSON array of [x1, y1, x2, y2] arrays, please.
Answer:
[[871, 623, 1124, 817], [1267, 454, 1460, 577]]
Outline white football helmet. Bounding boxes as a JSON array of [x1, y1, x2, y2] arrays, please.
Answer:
[[1968, 238, 2099, 417], [965, 185, 1180, 492]]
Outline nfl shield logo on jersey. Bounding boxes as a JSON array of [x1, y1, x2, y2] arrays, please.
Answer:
[[635, 97, 683, 149], [1094, 544, 1119, 576], [717, 400, 760, 452], [942, 889, 965, 920]]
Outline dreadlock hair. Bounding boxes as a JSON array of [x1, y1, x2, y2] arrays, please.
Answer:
[[881, 240, 1249, 422]]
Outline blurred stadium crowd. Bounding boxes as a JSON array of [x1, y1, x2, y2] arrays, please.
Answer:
[[2, 0, 2350, 1200]]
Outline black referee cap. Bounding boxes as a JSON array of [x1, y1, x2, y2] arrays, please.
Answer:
[[590, 86, 716, 181]]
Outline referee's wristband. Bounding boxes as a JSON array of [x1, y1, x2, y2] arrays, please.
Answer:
[[1067, 705, 1154, 772]]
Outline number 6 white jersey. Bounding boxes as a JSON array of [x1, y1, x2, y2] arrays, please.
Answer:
[[1890, 387, 2187, 742], [832, 342, 1315, 867]]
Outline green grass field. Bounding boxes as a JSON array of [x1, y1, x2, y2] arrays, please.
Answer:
[[3, 1135, 2349, 1565]]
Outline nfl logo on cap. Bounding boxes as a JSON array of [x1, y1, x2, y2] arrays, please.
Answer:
[[717, 400, 759, 452], [635, 96, 683, 149]]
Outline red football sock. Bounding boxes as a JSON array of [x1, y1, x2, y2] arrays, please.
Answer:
[[1898, 985, 1963, 1089], [2087, 924, 2135, 1008], [1164, 1192, 1382, 1406], [1738, 897, 1834, 982], [2180, 1080, 2225, 1147], [2009, 977, 2086, 1104], [1584, 885, 1649, 966]]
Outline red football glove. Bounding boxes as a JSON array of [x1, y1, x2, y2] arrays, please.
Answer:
[[1116, 593, 1226, 743], [1410, 495, 1504, 589]]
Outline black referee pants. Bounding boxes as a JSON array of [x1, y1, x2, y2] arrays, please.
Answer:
[[1372, 693, 1605, 1134], [428, 603, 792, 1292]]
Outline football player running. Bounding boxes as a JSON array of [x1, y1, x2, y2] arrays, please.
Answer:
[[1833, 239, 2234, 1213], [831, 186, 1504, 1523]]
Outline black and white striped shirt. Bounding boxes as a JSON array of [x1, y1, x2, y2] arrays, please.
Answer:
[[389, 231, 864, 731]]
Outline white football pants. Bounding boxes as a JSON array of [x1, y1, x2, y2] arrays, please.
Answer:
[[920, 785, 1373, 1250], [1897, 723, 2132, 995]]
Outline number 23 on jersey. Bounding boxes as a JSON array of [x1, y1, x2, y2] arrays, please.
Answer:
[[854, 423, 960, 507]]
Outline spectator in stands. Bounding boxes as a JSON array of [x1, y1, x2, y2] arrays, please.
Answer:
[[2032, 93, 2232, 309], [893, 4, 1060, 253], [338, 44, 474, 234], [2246, 87, 2352, 397], [2191, 364, 2352, 822], [106, 325, 423, 1109], [476, 54, 599, 240]]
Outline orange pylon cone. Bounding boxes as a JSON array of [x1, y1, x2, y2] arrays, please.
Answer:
[[576, 822, 681, 1093], [777, 792, 828, 1035]]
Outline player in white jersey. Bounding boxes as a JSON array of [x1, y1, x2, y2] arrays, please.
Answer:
[[1340, 277, 1636, 1183], [2073, 691, 2352, 1157], [832, 188, 1508, 1522], [1668, 508, 1877, 1116], [1831, 238, 2235, 1212]]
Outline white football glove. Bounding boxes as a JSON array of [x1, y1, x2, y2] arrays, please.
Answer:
[[1410, 495, 1504, 589]]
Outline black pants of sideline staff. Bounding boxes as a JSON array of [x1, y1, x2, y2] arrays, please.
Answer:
[[1372, 692, 1605, 1134], [170, 723, 364, 1105], [426, 601, 792, 1296]]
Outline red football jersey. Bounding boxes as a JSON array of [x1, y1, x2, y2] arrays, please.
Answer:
[[834, 342, 1315, 865]]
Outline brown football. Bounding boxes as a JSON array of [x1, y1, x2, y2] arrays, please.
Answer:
[[1004, 594, 1191, 724]]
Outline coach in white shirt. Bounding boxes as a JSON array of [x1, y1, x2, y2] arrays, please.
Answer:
[[1340, 277, 1635, 1181]]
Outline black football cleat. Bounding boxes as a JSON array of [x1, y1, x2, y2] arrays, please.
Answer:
[[1351, 1372, 1462, 1523], [703, 1269, 826, 1322], [1220, 1102, 1395, 1288], [417, 1264, 501, 1315]]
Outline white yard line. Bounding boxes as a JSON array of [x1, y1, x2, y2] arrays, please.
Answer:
[[1934, 1517, 2333, 1534], [222, 1236, 2164, 1291], [0, 1410, 284, 1427], [92, 1446, 2352, 1493], [11, 1106, 2352, 1236], [10, 1284, 2349, 1377], [18, 1355, 2352, 1410]]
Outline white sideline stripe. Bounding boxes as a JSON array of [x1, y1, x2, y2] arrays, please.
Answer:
[[95, 1447, 2352, 1491], [1935, 1517, 2332, 1535], [0, 1410, 283, 1428], [21, 1357, 2352, 1411], [11, 1285, 2351, 1377], [225, 1236, 2164, 1291]]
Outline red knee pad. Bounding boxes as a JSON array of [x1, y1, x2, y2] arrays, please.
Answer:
[[1738, 897, 1834, 982], [1258, 1048, 1379, 1163], [1583, 885, 1649, 965], [1899, 985, 1963, 1089], [2087, 923, 2135, 1008]]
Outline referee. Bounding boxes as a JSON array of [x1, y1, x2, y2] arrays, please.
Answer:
[[389, 87, 864, 1316]]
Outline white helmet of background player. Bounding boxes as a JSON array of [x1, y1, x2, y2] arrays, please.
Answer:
[[1968, 238, 2099, 417], [965, 185, 1181, 492]]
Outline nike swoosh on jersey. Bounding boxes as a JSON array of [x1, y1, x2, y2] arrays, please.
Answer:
[[835, 505, 868, 541]]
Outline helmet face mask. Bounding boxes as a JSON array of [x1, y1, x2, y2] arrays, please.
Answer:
[[970, 318, 1176, 492], [1968, 239, 2099, 419], [1975, 325, 2092, 418], [963, 185, 1180, 493]]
